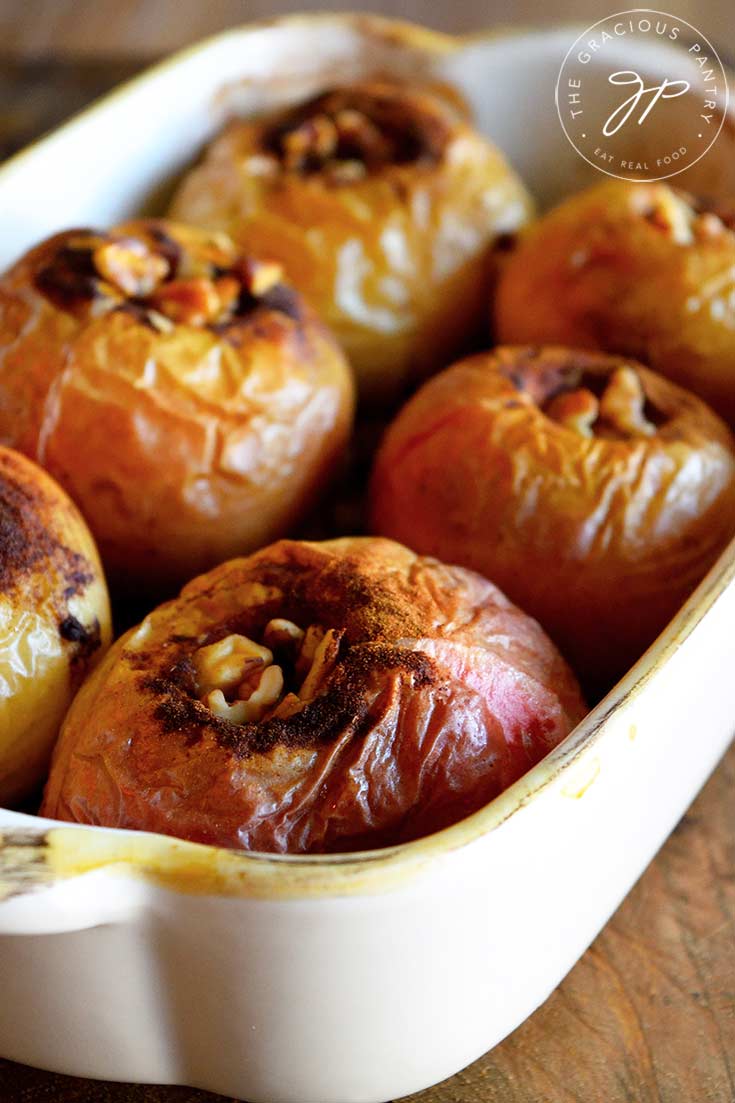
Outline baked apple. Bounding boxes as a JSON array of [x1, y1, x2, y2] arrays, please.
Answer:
[[41, 537, 585, 853], [0, 445, 111, 805], [169, 81, 533, 404], [0, 220, 354, 592], [495, 180, 735, 424], [370, 347, 735, 690]]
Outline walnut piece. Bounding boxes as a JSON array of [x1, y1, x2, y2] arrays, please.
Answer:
[[242, 664, 285, 719], [149, 277, 223, 326], [40, 226, 291, 331], [263, 618, 305, 651], [599, 367, 655, 437], [694, 212, 726, 240], [238, 258, 284, 298], [195, 619, 343, 726], [334, 108, 391, 166], [204, 690, 250, 725], [276, 103, 395, 177], [93, 239, 169, 297], [640, 189, 695, 245], [298, 628, 342, 701], [194, 633, 272, 698], [546, 388, 599, 437], [546, 368, 655, 439], [282, 115, 338, 170]]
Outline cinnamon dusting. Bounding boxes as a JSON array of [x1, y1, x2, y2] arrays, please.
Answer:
[[0, 451, 101, 664]]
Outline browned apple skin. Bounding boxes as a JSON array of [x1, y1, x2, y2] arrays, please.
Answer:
[[170, 81, 534, 405], [0, 220, 354, 594], [41, 537, 585, 854], [370, 347, 735, 691], [494, 180, 735, 425], [0, 445, 111, 805]]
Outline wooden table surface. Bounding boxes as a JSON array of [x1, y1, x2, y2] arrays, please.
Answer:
[[0, 46, 734, 1103], [1, 0, 732, 59]]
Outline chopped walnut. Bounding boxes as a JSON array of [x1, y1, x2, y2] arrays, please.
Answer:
[[145, 309, 176, 334], [204, 689, 251, 725], [327, 160, 367, 184], [238, 258, 284, 298], [334, 108, 391, 166], [297, 625, 326, 674], [272, 95, 406, 179], [88, 288, 124, 319], [693, 210, 730, 242], [204, 669, 284, 724], [270, 692, 303, 720], [282, 115, 338, 171], [203, 665, 284, 724], [135, 260, 279, 327], [149, 277, 222, 326], [546, 388, 599, 437], [194, 633, 272, 697], [213, 276, 241, 318], [298, 628, 342, 700], [93, 239, 169, 297], [599, 367, 655, 437], [244, 153, 280, 178], [38, 224, 294, 331], [239, 664, 285, 721], [195, 619, 343, 725], [546, 367, 655, 439], [641, 190, 695, 245], [175, 232, 235, 280], [263, 618, 305, 651]]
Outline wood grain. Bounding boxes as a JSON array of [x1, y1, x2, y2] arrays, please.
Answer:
[[0, 46, 734, 1103], [0, 0, 732, 60], [0, 58, 143, 161]]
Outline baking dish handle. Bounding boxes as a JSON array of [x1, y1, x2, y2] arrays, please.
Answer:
[[0, 826, 146, 935]]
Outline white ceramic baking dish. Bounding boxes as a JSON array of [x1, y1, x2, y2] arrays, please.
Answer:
[[1, 15, 734, 1103]]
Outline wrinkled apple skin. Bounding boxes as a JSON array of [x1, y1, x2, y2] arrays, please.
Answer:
[[0, 445, 111, 805], [370, 347, 735, 691], [41, 536, 584, 853], [495, 180, 735, 425]]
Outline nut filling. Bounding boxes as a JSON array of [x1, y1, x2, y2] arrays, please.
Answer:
[[194, 620, 343, 726], [545, 367, 657, 439], [638, 188, 735, 243], [34, 225, 296, 328], [263, 86, 450, 182]]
